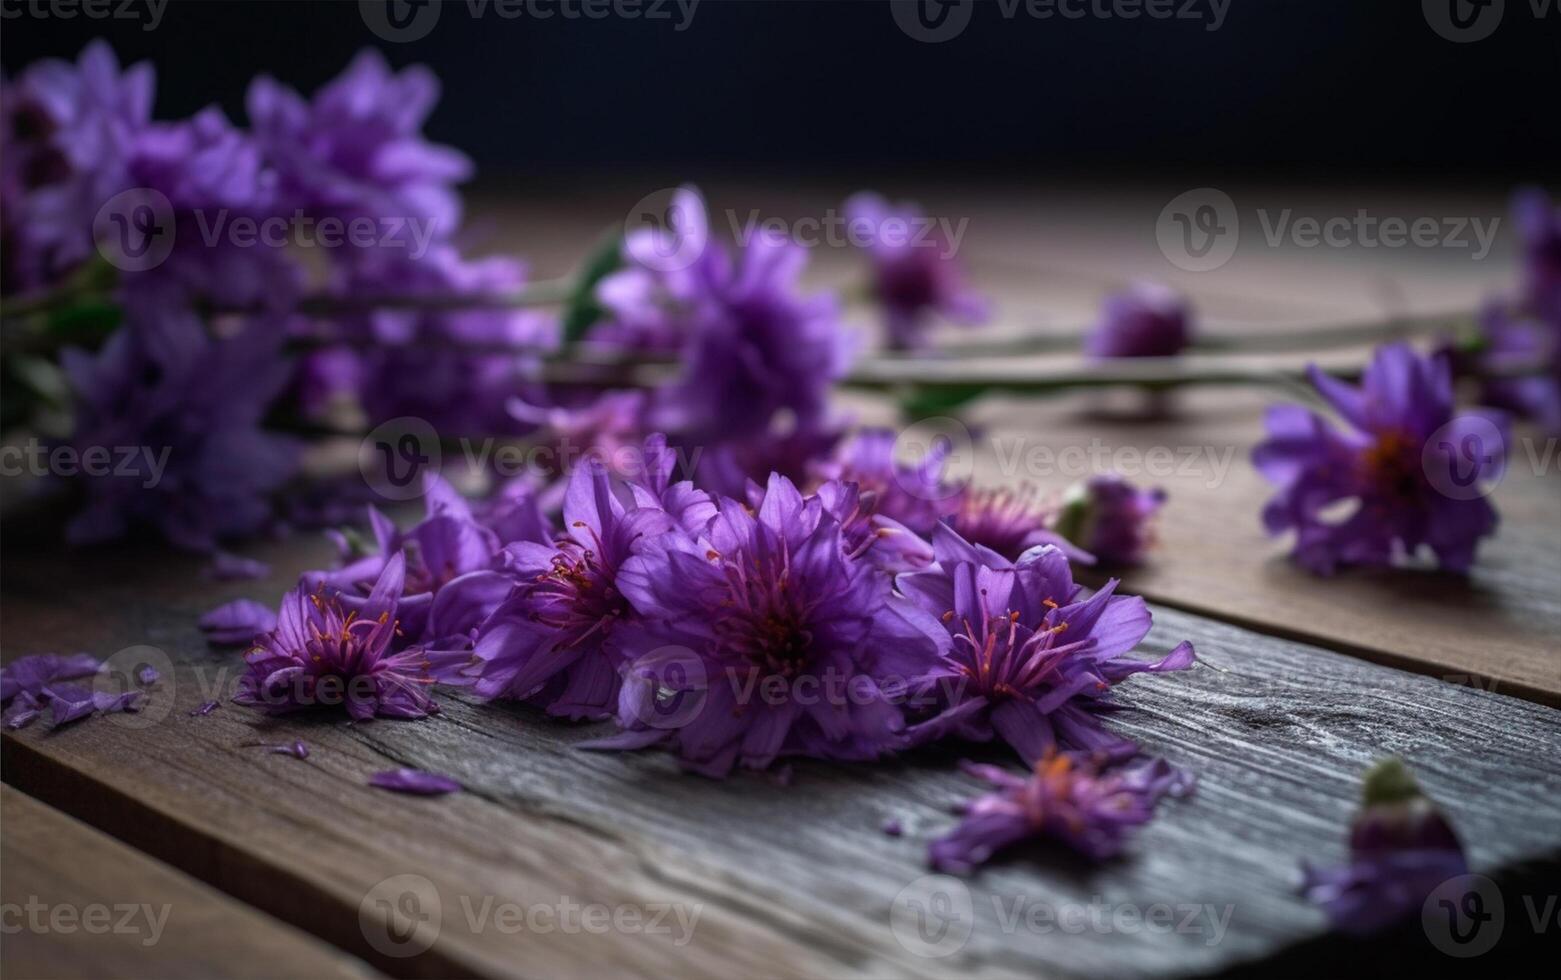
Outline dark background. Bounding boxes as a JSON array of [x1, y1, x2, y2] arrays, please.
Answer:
[[3, 0, 1559, 186]]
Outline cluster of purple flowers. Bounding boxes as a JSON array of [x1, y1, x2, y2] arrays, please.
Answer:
[[215, 435, 1194, 805]]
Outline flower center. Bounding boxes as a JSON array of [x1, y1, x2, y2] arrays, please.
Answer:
[[1362, 429, 1421, 502]]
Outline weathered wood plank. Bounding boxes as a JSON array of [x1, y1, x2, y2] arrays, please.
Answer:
[[3, 535, 1559, 978], [0, 784, 377, 980]]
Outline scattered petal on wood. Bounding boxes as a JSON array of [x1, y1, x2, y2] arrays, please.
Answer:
[[368, 768, 461, 795]]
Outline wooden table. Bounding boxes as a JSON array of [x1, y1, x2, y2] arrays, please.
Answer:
[[4, 184, 1559, 978]]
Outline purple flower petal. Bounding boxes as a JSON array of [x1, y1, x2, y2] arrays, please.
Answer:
[[205, 552, 272, 581], [189, 700, 220, 717], [368, 769, 461, 795], [199, 599, 278, 646], [137, 665, 160, 685]]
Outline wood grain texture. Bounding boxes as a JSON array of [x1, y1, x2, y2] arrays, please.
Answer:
[[3, 535, 1559, 978], [0, 785, 377, 980]]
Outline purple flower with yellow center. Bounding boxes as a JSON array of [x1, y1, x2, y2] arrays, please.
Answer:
[[930, 752, 1193, 872], [585, 474, 949, 777], [844, 192, 990, 350], [1050, 474, 1167, 567], [1253, 343, 1506, 574], [235, 553, 437, 720], [900, 524, 1194, 764], [465, 462, 675, 719], [1300, 758, 1467, 935], [1085, 283, 1192, 359]]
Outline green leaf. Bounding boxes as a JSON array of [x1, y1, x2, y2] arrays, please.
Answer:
[[559, 229, 625, 346], [898, 383, 987, 421], [45, 299, 122, 344]]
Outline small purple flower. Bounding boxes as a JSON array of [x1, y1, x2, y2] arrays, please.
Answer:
[[1253, 344, 1507, 574], [1085, 283, 1192, 359], [1300, 758, 1467, 935], [235, 553, 438, 720], [466, 462, 675, 719], [900, 524, 1194, 765], [1050, 474, 1167, 566], [844, 192, 990, 350], [930, 753, 1193, 872], [369, 768, 461, 795], [1514, 188, 1561, 322], [584, 474, 948, 776], [199, 599, 278, 646], [1470, 298, 1560, 437]]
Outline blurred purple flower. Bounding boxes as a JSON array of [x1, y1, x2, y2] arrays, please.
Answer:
[[59, 304, 298, 551], [585, 474, 948, 776], [812, 428, 962, 537], [1515, 188, 1561, 322], [1050, 474, 1166, 567], [1, 41, 153, 293], [845, 192, 989, 350], [235, 553, 438, 720], [1469, 298, 1561, 438], [1300, 758, 1467, 935], [369, 768, 461, 795], [1086, 283, 1192, 359], [466, 462, 675, 719], [946, 485, 1089, 564], [246, 49, 470, 240], [930, 753, 1193, 872], [1253, 344, 1506, 574], [900, 524, 1193, 764]]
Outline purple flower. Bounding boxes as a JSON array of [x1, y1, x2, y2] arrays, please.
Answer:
[[465, 462, 676, 719], [899, 524, 1194, 764], [369, 768, 461, 795], [1085, 283, 1192, 359], [1470, 298, 1560, 437], [584, 474, 948, 776], [1515, 188, 1561, 322], [246, 49, 470, 241], [812, 428, 963, 537], [311, 476, 520, 647], [930, 753, 1193, 872], [1300, 758, 1467, 935], [1050, 474, 1166, 566], [1253, 344, 1506, 574], [946, 485, 1089, 564], [332, 245, 557, 435], [235, 553, 438, 720], [1, 41, 153, 293], [59, 306, 298, 551], [199, 599, 278, 646], [844, 192, 990, 350]]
